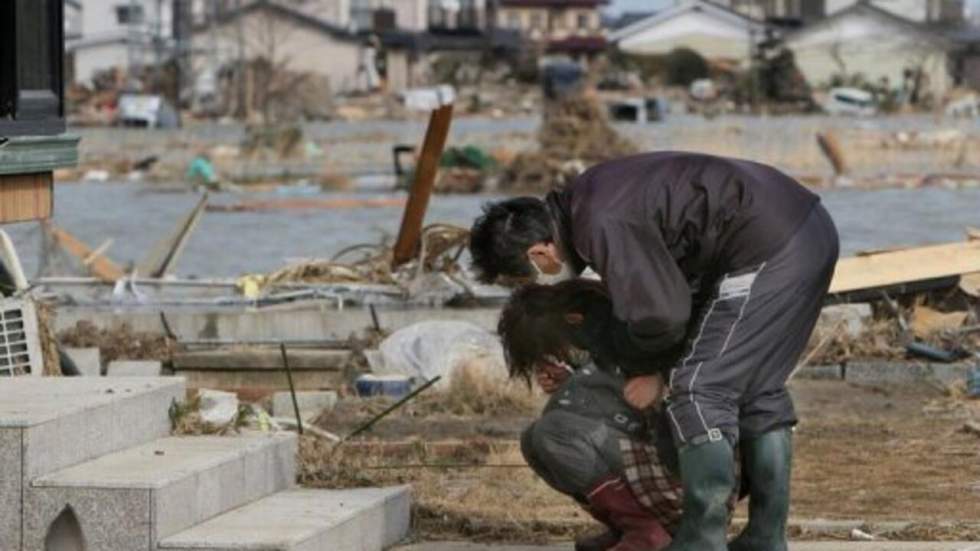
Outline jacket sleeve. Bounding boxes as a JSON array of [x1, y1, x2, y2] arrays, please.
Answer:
[[586, 216, 692, 374]]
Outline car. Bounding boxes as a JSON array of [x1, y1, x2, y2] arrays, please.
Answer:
[[822, 87, 876, 117]]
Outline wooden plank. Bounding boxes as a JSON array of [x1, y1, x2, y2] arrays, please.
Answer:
[[45, 224, 126, 282], [829, 240, 980, 294], [0, 172, 53, 222], [392, 103, 454, 266]]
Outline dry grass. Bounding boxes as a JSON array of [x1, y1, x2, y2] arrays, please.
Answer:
[[297, 437, 590, 542], [414, 363, 540, 417]]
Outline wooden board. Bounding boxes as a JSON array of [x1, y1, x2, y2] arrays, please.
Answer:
[[392, 103, 454, 266], [0, 172, 53, 222], [829, 240, 980, 294], [46, 224, 126, 282]]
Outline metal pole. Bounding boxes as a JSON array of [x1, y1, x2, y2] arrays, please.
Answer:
[[279, 343, 304, 435], [344, 376, 442, 441]]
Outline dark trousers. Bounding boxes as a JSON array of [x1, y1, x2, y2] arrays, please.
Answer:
[[665, 204, 839, 446], [521, 409, 626, 501]]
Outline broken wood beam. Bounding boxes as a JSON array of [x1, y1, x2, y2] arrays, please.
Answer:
[[392, 103, 454, 266], [45, 223, 125, 282], [138, 193, 208, 278], [816, 131, 848, 176]]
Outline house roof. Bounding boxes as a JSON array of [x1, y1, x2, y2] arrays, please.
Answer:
[[202, 0, 362, 44], [609, 0, 766, 43], [783, 2, 953, 49]]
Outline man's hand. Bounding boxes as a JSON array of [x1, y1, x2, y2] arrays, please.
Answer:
[[535, 359, 572, 394], [624, 374, 666, 410]]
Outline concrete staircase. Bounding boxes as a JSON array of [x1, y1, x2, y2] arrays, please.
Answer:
[[0, 377, 411, 551]]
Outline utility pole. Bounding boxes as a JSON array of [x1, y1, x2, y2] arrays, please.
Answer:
[[236, 0, 246, 119]]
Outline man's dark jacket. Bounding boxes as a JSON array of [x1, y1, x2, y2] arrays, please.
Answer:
[[545, 151, 819, 371]]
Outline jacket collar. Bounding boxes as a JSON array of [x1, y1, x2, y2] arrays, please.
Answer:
[[544, 189, 588, 276]]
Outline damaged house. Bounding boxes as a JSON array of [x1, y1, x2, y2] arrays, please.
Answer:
[[783, 2, 980, 101]]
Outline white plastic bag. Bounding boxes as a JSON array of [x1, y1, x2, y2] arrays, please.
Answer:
[[372, 320, 506, 388]]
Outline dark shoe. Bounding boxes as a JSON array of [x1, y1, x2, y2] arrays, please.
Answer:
[[729, 428, 792, 551], [586, 477, 671, 551], [575, 527, 621, 551], [663, 438, 736, 551], [575, 502, 620, 551]]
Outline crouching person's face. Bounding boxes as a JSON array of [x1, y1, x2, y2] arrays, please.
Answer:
[[498, 279, 610, 386], [534, 357, 573, 394]]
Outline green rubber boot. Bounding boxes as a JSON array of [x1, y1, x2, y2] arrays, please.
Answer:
[[663, 438, 736, 551], [729, 428, 793, 551]]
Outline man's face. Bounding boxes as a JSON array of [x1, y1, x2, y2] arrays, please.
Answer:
[[527, 242, 574, 285]]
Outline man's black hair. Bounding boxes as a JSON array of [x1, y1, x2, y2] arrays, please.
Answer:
[[469, 197, 553, 284]]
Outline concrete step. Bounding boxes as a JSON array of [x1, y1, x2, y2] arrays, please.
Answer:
[[159, 486, 411, 551], [0, 377, 185, 551], [172, 348, 348, 392], [24, 432, 296, 551]]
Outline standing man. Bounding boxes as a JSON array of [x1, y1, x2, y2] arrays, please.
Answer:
[[469, 152, 839, 550]]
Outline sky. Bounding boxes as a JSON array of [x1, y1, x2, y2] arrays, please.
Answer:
[[606, 0, 980, 16]]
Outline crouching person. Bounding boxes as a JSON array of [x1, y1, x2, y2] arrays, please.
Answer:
[[500, 281, 738, 551], [520, 362, 679, 551]]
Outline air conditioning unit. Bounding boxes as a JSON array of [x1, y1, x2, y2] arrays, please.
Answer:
[[0, 298, 43, 377]]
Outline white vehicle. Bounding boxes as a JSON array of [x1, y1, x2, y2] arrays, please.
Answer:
[[823, 87, 876, 117], [117, 94, 179, 128]]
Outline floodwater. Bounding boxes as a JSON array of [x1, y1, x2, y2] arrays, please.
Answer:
[[4, 182, 979, 279]]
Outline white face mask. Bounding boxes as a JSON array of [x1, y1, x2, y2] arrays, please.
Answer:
[[531, 257, 576, 285]]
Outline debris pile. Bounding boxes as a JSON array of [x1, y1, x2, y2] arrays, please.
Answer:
[[501, 95, 638, 192], [238, 224, 471, 294], [805, 291, 979, 366], [58, 321, 173, 364]]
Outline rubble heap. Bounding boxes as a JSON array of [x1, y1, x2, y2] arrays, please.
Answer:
[[501, 95, 637, 192]]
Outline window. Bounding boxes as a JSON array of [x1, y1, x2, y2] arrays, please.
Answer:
[[507, 12, 521, 28], [577, 13, 590, 29], [115, 4, 145, 25], [530, 12, 543, 29]]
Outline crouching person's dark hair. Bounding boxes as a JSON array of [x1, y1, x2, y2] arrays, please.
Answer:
[[497, 279, 612, 384], [469, 197, 553, 283]]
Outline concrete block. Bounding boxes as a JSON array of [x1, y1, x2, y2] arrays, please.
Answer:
[[792, 365, 844, 381], [0, 377, 185, 480], [845, 361, 971, 387], [22, 487, 151, 551], [0, 429, 22, 551], [107, 360, 163, 377], [818, 304, 872, 338], [159, 486, 412, 551], [27, 433, 296, 548], [63, 347, 102, 376], [198, 389, 239, 426], [272, 390, 338, 420]]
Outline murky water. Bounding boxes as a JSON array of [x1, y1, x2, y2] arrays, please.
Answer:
[[4, 183, 978, 278]]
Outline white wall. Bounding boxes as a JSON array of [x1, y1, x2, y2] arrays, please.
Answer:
[[196, 8, 364, 94], [73, 41, 130, 83], [787, 13, 952, 97], [617, 10, 757, 64]]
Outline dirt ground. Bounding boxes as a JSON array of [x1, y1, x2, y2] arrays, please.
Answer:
[[302, 378, 980, 543]]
